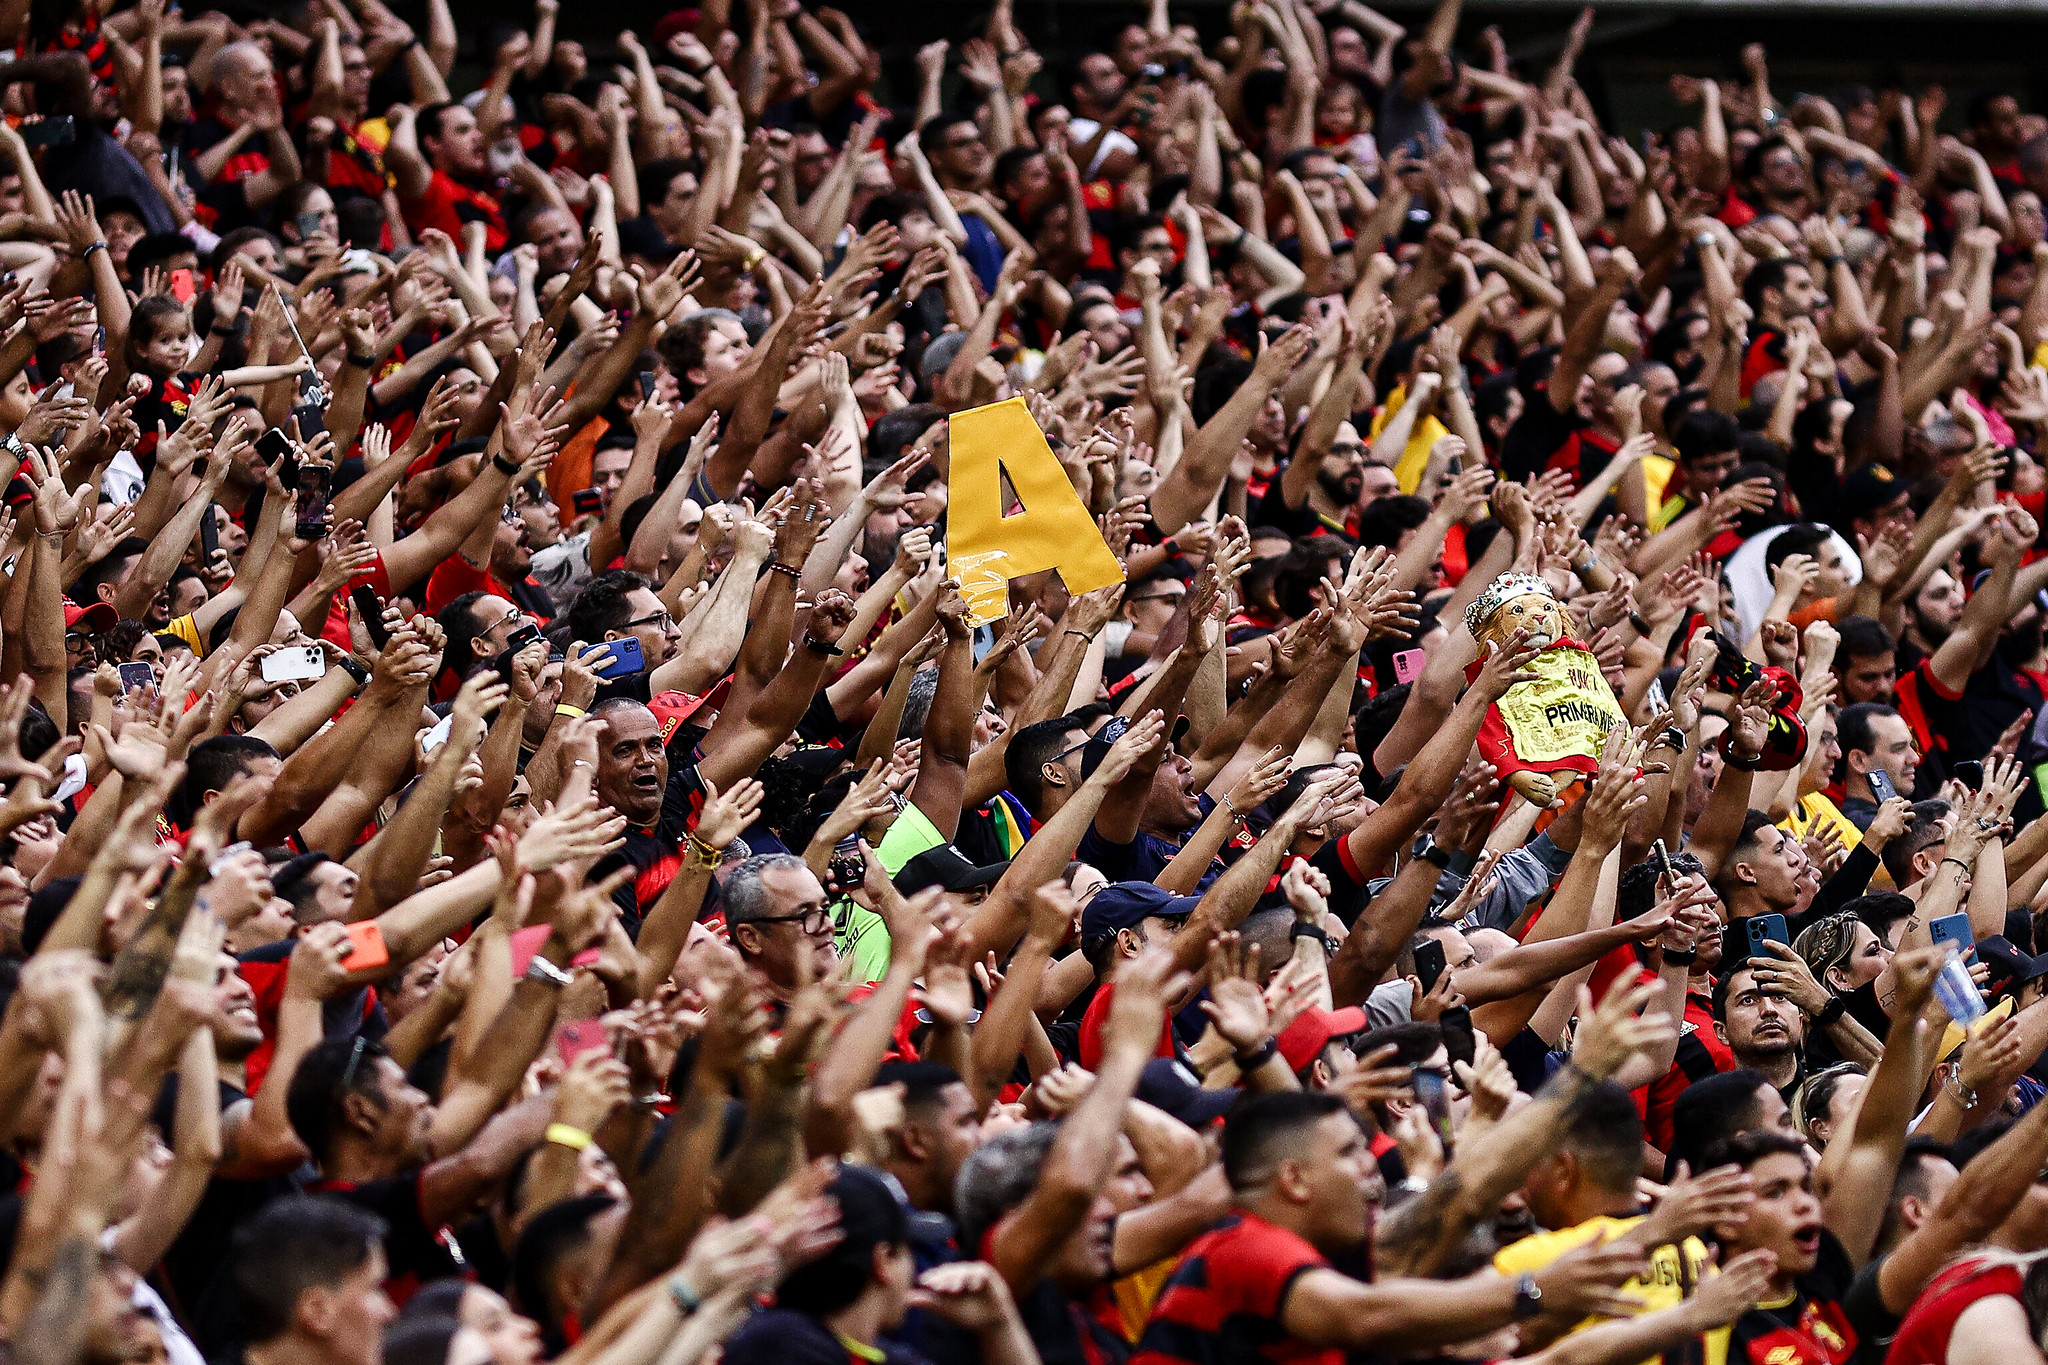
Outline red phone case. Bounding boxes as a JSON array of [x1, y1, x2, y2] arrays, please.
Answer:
[[556, 1020, 611, 1065], [340, 920, 389, 973]]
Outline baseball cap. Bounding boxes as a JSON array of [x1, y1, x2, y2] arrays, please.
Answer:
[[1837, 463, 1909, 525], [63, 600, 116, 633], [1080, 880, 1200, 948], [646, 678, 730, 744], [1136, 1057, 1238, 1126], [893, 843, 1010, 896], [1079, 712, 1192, 779], [1277, 1006, 1368, 1072], [1975, 936, 2048, 1000]]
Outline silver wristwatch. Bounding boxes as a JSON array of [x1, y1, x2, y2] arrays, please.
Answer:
[[524, 954, 574, 988]]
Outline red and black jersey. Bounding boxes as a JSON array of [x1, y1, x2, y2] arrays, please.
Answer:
[[304, 1172, 472, 1305], [18, 14, 112, 86], [324, 120, 391, 200], [1710, 1230, 1858, 1365], [1133, 1211, 1341, 1365]]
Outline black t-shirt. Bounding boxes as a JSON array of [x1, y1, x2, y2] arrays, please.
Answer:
[[152, 1076, 300, 1358], [725, 1308, 934, 1365], [1500, 390, 1587, 485], [1842, 1250, 1905, 1365]]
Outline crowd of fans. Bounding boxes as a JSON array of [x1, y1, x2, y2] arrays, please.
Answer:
[[8, 3, 2048, 1365]]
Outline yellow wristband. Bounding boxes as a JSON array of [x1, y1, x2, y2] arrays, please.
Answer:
[[556, 703, 587, 718], [545, 1122, 593, 1151]]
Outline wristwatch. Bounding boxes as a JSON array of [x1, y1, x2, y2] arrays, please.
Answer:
[[1513, 1274, 1544, 1320], [1411, 834, 1452, 870], [524, 954, 574, 988]]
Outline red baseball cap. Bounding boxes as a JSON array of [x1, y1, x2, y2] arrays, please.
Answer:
[[645, 676, 731, 744], [63, 600, 117, 633], [1277, 1006, 1369, 1073]]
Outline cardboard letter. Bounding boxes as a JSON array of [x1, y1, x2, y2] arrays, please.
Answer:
[[946, 397, 1125, 624]]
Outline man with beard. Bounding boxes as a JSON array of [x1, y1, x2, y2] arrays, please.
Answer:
[[1712, 962, 1810, 1106], [1896, 506, 2048, 789], [1259, 419, 1372, 538]]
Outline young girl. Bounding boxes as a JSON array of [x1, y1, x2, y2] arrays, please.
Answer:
[[122, 295, 310, 464]]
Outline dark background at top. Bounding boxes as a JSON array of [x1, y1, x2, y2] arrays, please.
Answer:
[[491, 0, 2048, 142]]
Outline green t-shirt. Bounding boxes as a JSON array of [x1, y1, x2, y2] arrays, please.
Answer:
[[837, 803, 946, 984]]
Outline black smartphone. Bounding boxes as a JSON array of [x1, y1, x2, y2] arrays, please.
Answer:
[[295, 209, 324, 239], [20, 116, 74, 149], [255, 427, 298, 489], [1438, 1004, 1475, 1069], [571, 487, 603, 516], [1867, 769, 1898, 803], [350, 585, 389, 649], [1413, 939, 1448, 996], [1954, 760, 1984, 791], [293, 462, 331, 539], [198, 500, 218, 562], [637, 370, 657, 402]]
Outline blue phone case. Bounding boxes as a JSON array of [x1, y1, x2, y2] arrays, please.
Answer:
[[596, 637, 644, 679]]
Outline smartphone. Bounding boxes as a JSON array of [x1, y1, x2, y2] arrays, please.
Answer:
[[1413, 1067, 1455, 1147], [198, 500, 218, 563], [1438, 1004, 1476, 1069], [293, 462, 331, 539], [261, 644, 326, 683], [255, 427, 298, 489], [571, 487, 603, 516], [594, 637, 645, 679], [1868, 769, 1898, 804], [351, 585, 390, 650], [1929, 912, 1974, 955], [339, 920, 389, 973], [1954, 760, 1984, 792], [1745, 913, 1790, 961], [826, 834, 865, 895], [93, 324, 104, 355], [555, 1019, 611, 1065], [1652, 837, 1676, 884], [502, 622, 540, 655], [19, 115, 73, 149], [169, 268, 195, 304], [1412, 938, 1448, 996], [116, 661, 154, 693], [1392, 648, 1426, 685], [295, 209, 325, 239], [637, 370, 658, 402]]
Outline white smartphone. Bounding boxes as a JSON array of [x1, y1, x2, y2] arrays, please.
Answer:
[[260, 645, 327, 683]]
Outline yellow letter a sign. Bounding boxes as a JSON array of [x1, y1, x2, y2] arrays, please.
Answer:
[[946, 396, 1126, 625]]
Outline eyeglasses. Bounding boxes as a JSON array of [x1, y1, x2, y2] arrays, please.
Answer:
[[621, 609, 676, 632], [751, 908, 833, 936], [340, 1034, 370, 1091]]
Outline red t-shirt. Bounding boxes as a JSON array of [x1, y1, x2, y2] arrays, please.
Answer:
[[1077, 980, 1177, 1070], [1886, 1255, 2026, 1365], [400, 169, 508, 253]]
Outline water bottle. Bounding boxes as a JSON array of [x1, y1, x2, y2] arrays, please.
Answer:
[[1932, 950, 1986, 1026]]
